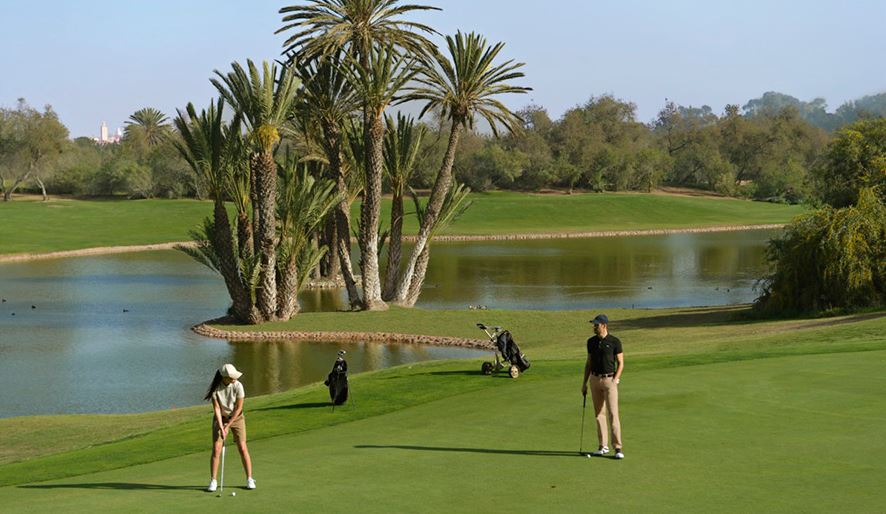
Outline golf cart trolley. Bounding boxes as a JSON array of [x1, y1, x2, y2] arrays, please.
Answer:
[[476, 323, 530, 378]]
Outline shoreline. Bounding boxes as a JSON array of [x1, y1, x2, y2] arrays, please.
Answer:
[[193, 322, 493, 350], [0, 223, 784, 263]]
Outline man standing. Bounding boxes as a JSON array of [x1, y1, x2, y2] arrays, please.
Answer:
[[581, 313, 624, 459]]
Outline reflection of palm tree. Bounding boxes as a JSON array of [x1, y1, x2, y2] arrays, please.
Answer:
[[394, 32, 530, 305], [212, 60, 301, 321]]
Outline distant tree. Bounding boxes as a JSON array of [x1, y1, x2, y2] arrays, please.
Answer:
[[0, 99, 69, 201], [834, 92, 886, 126], [124, 107, 171, 148], [813, 118, 886, 207]]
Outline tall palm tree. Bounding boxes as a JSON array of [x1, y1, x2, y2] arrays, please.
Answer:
[[277, 0, 439, 60], [277, 0, 437, 311], [381, 113, 425, 300], [393, 31, 530, 305], [345, 44, 417, 310], [293, 53, 363, 307], [172, 100, 257, 323], [125, 107, 171, 147], [211, 60, 302, 321]]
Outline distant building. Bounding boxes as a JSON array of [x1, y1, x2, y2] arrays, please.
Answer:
[[94, 121, 122, 144]]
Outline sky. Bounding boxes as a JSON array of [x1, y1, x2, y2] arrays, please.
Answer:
[[1, 0, 884, 138]]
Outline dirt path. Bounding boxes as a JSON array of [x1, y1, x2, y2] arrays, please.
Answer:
[[0, 224, 784, 263]]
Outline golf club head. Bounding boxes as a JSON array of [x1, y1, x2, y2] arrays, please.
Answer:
[[476, 323, 487, 330]]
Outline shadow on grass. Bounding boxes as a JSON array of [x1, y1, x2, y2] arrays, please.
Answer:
[[355, 444, 579, 458], [616, 306, 747, 330], [19, 482, 203, 491], [255, 401, 330, 411]]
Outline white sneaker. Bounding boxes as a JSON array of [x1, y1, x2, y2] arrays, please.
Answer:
[[246, 478, 256, 490], [591, 446, 609, 456], [207, 479, 217, 492], [615, 450, 625, 459]]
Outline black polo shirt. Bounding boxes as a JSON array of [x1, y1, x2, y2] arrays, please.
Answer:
[[587, 334, 623, 375]]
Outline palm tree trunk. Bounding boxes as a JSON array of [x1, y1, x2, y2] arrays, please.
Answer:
[[359, 112, 388, 310], [400, 243, 430, 307], [236, 211, 253, 260], [321, 206, 340, 280], [251, 151, 278, 321], [382, 189, 404, 301], [335, 199, 361, 309], [394, 123, 461, 304], [276, 253, 300, 320], [212, 200, 258, 323], [323, 123, 361, 307]]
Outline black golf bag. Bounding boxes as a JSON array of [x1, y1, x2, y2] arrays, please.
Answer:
[[324, 355, 349, 406], [495, 330, 531, 372]]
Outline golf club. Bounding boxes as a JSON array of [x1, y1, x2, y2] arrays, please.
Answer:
[[218, 434, 226, 497], [579, 393, 587, 456]]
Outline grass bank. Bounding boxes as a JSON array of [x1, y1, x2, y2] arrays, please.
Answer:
[[1, 306, 884, 512], [0, 192, 805, 256]]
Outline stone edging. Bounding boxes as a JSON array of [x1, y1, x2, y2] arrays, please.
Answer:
[[400, 224, 785, 242], [0, 224, 785, 263], [192, 323, 493, 351]]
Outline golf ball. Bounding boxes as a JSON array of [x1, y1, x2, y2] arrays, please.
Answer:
[[586, 454, 592, 459], [231, 492, 236, 497]]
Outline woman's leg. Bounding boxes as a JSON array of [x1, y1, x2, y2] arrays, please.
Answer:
[[210, 438, 223, 479], [237, 440, 253, 478]]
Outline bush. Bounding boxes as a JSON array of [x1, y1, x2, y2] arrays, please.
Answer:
[[755, 188, 886, 314]]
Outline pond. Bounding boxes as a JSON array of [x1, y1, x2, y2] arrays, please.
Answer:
[[0, 229, 777, 417]]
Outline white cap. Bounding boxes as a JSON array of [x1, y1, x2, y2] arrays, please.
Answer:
[[219, 363, 242, 379]]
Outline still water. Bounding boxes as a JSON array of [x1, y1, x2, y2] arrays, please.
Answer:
[[0, 230, 776, 417]]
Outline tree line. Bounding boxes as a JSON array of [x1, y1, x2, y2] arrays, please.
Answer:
[[3, 88, 885, 205]]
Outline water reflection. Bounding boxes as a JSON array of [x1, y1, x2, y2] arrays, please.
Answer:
[[0, 230, 776, 416]]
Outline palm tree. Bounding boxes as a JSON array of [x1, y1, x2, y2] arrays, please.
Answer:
[[277, 0, 439, 60], [381, 113, 425, 300], [211, 60, 301, 321], [276, 153, 342, 318], [125, 107, 171, 147], [293, 53, 363, 307], [393, 31, 530, 305], [172, 101, 257, 323], [345, 44, 417, 310], [277, 0, 438, 311]]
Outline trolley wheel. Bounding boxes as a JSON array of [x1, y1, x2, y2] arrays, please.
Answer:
[[509, 365, 520, 379], [481, 362, 494, 375]]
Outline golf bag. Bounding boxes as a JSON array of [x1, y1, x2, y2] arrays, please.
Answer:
[[495, 330, 531, 372], [324, 353, 349, 406]]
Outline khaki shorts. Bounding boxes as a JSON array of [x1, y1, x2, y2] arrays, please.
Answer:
[[212, 415, 246, 443]]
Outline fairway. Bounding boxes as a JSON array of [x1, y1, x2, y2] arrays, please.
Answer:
[[0, 192, 805, 257], [2, 348, 884, 512]]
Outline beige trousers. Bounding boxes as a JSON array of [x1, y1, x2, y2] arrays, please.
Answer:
[[590, 375, 622, 449]]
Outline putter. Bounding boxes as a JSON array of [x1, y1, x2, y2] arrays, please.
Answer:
[[579, 393, 587, 456], [218, 435, 226, 497]]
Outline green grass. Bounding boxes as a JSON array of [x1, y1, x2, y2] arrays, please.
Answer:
[[0, 192, 806, 256], [1, 307, 884, 512]]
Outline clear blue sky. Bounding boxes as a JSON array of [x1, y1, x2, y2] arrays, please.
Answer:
[[2, 0, 884, 138]]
